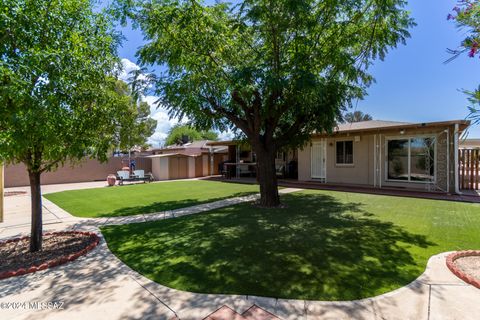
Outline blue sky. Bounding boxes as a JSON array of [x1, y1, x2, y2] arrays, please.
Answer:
[[114, 0, 480, 145]]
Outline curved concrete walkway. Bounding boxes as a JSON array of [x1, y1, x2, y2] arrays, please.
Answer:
[[1, 182, 479, 319]]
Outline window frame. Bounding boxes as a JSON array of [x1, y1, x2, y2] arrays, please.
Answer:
[[385, 135, 437, 184], [335, 140, 354, 166]]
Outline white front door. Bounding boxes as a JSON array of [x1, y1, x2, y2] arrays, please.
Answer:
[[311, 140, 326, 180]]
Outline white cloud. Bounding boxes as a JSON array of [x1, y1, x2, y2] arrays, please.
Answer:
[[143, 95, 185, 147], [118, 58, 140, 82], [217, 129, 235, 141], [119, 58, 231, 147]]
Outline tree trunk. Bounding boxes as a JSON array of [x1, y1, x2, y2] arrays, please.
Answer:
[[255, 148, 280, 207], [28, 170, 43, 252]]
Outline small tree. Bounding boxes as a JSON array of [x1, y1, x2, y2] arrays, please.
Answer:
[[114, 80, 157, 151], [447, 0, 480, 124], [117, 0, 413, 207], [165, 124, 219, 146], [0, 0, 125, 252], [344, 111, 373, 123]]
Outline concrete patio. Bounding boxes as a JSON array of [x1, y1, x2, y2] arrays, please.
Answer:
[[1, 181, 480, 319]]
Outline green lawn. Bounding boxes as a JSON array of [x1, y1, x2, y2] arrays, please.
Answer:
[[101, 189, 480, 301], [44, 180, 259, 217]]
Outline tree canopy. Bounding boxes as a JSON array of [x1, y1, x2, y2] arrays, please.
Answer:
[[116, 0, 414, 206], [0, 0, 128, 251], [114, 80, 157, 151], [343, 110, 373, 123], [165, 124, 218, 146]]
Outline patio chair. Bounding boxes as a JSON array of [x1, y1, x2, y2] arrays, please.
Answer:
[[117, 170, 131, 185], [133, 170, 154, 183], [275, 164, 285, 178]]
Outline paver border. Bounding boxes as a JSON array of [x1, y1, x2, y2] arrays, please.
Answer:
[[0, 231, 100, 280], [446, 250, 480, 289]]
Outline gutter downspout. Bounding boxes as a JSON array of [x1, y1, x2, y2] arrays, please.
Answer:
[[373, 134, 377, 188], [446, 128, 450, 193], [379, 134, 382, 188], [454, 124, 461, 194]]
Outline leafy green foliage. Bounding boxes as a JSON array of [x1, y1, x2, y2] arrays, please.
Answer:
[[117, 0, 413, 149], [165, 124, 218, 146], [113, 80, 157, 151], [0, 0, 124, 172], [115, 0, 414, 206], [0, 0, 142, 251]]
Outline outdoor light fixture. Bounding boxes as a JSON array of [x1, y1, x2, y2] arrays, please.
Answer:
[[400, 129, 405, 135]]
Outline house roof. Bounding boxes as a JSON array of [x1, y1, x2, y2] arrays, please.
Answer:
[[325, 119, 470, 136], [460, 138, 480, 148], [207, 119, 471, 146], [150, 140, 211, 152], [335, 120, 412, 132], [145, 153, 198, 158], [150, 140, 228, 154]]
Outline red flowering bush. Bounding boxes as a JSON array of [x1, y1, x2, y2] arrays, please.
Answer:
[[448, 1, 480, 124], [448, 0, 480, 58]]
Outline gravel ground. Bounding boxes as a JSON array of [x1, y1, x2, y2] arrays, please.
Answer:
[[454, 256, 480, 280], [0, 233, 95, 273]]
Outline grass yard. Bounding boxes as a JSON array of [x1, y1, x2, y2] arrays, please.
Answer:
[[44, 180, 259, 217], [101, 189, 480, 301]]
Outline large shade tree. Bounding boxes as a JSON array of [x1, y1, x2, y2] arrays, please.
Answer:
[[0, 0, 132, 251], [117, 0, 414, 207]]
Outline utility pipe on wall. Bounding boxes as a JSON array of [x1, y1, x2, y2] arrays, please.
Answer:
[[454, 124, 461, 194]]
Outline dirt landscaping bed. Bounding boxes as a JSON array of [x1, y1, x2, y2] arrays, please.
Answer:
[[447, 251, 480, 289], [0, 231, 99, 280]]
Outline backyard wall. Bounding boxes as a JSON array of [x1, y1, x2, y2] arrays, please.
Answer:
[[5, 157, 152, 188]]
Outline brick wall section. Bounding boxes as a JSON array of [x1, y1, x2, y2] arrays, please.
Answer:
[[5, 157, 152, 188]]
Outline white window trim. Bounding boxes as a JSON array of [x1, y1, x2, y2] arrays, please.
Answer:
[[384, 134, 437, 184], [335, 139, 354, 166]]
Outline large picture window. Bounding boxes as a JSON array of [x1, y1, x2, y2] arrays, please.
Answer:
[[336, 140, 353, 165], [387, 137, 435, 182]]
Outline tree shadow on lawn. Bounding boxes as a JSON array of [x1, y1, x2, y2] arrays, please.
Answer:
[[102, 193, 436, 301], [99, 191, 256, 217]]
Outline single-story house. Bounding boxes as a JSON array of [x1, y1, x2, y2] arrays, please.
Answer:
[[299, 120, 470, 193], [147, 140, 228, 180], [209, 119, 472, 193]]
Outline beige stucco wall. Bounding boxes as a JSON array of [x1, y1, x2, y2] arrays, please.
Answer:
[[152, 157, 170, 181], [297, 125, 455, 192], [5, 157, 152, 188], [324, 135, 373, 185]]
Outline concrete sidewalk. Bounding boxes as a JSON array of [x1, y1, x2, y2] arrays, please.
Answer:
[[1, 234, 478, 320], [1, 182, 479, 319]]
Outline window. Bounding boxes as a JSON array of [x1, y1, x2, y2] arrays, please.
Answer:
[[336, 140, 353, 165], [387, 137, 435, 182]]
